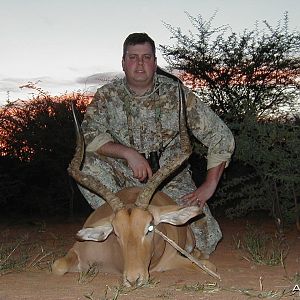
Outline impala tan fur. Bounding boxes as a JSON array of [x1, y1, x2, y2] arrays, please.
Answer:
[[52, 86, 215, 287]]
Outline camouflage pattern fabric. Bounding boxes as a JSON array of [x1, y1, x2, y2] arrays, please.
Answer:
[[79, 74, 235, 255]]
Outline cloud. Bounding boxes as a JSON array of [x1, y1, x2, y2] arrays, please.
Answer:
[[0, 76, 79, 104], [76, 72, 123, 85], [1, 76, 72, 91], [74, 72, 124, 95], [0, 72, 124, 105]]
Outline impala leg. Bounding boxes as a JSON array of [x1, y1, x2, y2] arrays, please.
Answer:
[[52, 249, 78, 275]]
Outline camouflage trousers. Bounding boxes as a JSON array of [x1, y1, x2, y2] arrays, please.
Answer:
[[79, 153, 222, 255]]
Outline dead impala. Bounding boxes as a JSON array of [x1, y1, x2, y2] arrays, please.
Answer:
[[52, 86, 216, 287]]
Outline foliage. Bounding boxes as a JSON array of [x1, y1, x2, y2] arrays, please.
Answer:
[[0, 91, 91, 216], [211, 117, 300, 225], [160, 12, 300, 122], [161, 12, 300, 225]]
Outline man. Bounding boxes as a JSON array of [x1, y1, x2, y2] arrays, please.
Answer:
[[79, 32, 235, 255]]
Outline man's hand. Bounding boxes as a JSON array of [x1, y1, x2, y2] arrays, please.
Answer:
[[124, 148, 153, 182], [181, 162, 226, 209], [181, 182, 217, 210], [97, 142, 152, 182]]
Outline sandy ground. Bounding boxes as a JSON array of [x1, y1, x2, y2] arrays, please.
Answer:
[[0, 216, 299, 300]]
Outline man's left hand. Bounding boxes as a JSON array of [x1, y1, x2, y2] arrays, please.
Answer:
[[181, 182, 216, 210], [180, 162, 226, 210]]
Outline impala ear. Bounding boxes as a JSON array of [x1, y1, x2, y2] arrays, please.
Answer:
[[148, 205, 202, 226], [76, 215, 114, 242], [76, 223, 113, 241]]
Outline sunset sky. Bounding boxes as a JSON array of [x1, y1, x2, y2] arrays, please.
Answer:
[[0, 0, 299, 105]]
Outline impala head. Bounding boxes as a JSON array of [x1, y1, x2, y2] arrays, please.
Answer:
[[76, 201, 201, 287], [69, 78, 194, 287]]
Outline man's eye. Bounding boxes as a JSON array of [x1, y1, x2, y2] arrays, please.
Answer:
[[143, 55, 151, 60], [129, 55, 137, 60]]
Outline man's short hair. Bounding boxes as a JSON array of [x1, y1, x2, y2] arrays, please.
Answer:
[[123, 33, 156, 58]]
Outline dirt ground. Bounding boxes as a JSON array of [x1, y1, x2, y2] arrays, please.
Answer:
[[1, 215, 299, 300]]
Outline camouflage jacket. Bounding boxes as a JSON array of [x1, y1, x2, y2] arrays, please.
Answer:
[[81, 74, 235, 170]]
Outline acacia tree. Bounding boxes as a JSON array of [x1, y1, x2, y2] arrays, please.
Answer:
[[160, 12, 300, 121], [160, 13, 300, 227]]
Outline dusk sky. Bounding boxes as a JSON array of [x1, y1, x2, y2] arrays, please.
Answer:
[[1, 0, 299, 105]]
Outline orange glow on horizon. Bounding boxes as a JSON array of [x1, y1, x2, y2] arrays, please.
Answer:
[[0, 92, 92, 160], [179, 67, 299, 90]]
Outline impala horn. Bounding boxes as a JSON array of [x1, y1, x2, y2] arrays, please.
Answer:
[[68, 101, 124, 212], [135, 74, 192, 209]]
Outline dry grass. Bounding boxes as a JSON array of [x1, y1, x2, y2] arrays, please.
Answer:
[[83, 278, 160, 300], [224, 286, 290, 298], [288, 272, 300, 285], [84, 287, 121, 300], [0, 237, 58, 275], [233, 224, 289, 266], [78, 263, 100, 284], [174, 280, 295, 299], [0, 234, 29, 275], [0, 222, 67, 276], [176, 281, 221, 293]]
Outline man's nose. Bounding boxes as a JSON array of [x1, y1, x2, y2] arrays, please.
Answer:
[[137, 57, 144, 65]]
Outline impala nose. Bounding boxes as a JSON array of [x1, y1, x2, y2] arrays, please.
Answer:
[[123, 272, 148, 287]]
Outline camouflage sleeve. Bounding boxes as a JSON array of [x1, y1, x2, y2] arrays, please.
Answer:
[[81, 88, 114, 152], [185, 88, 235, 169]]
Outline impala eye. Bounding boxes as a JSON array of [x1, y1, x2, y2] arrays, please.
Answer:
[[148, 224, 154, 233], [145, 222, 155, 236]]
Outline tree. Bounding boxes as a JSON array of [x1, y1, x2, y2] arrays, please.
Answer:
[[160, 12, 300, 227], [0, 92, 90, 216], [160, 12, 300, 122]]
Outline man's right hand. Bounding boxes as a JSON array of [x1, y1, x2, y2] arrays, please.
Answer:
[[124, 148, 153, 182], [97, 142, 152, 182]]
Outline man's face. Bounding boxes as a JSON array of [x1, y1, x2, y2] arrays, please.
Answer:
[[122, 42, 157, 93]]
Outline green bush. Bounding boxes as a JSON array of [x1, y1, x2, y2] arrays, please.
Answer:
[[210, 117, 300, 225]]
